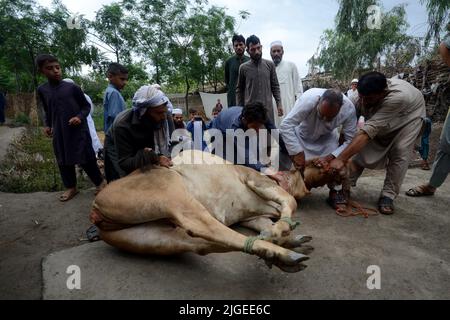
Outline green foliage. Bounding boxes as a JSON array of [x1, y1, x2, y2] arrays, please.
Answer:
[[420, 0, 450, 47], [0, 0, 99, 92], [0, 128, 98, 193], [312, 2, 416, 81], [14, 113, 31, 126], [0, 0, 240, 99]]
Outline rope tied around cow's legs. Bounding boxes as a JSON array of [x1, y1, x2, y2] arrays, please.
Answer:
[[280, 217, 301, 231], [243, 235, 265, 254]]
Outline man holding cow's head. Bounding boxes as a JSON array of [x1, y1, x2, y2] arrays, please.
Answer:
[[329, 71, 426, 215], [280, 89, 357, 210], [104, 85, 174, 183]]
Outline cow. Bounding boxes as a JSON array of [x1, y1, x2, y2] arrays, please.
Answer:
[[90, 150, 336, 273]]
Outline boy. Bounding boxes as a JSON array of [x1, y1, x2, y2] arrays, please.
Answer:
[[103, 63, 128, 133], [36, 54, 106, 202]]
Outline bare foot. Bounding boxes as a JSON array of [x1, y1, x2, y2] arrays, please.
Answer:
[[59, 188, 79, 202]]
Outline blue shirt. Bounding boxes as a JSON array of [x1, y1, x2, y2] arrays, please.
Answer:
[[103, 84, 126, 132], [210, 106, 277, 171]]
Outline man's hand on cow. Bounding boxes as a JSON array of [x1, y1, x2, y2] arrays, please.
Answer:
[[158, 156, 173, 168], [330, 158, 345, 171], [291, 152, 306, 172], [313, 154, 335, 169]]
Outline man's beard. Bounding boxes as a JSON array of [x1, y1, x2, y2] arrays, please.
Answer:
[[273, 56, 282, 66], [252, 53, 262, 61]]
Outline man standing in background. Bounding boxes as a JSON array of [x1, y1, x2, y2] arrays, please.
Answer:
[[347, 79, 359, 106], [270, 41, 303, 127], [237, 35, 283, 125], [225, 35, 249, 107]]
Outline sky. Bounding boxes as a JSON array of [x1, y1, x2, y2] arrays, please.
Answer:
[[37, 0, 429, 77]]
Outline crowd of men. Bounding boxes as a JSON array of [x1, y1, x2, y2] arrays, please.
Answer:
[[34, 32, 450, 234]]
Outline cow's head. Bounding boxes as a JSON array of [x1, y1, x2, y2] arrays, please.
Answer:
[[303, 161, 348, 191]]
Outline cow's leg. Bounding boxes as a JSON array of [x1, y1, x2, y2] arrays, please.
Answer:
[[100, 221, 231, 256], [244, 177, 297, 239], [240, 217, 313, 253], [170, 195, 308, 271]]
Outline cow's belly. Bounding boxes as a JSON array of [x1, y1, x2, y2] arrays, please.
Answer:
[[173, 164, 280, 226]]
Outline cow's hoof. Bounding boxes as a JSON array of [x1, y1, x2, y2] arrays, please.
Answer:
[[292, 245, 314, 255], [284, 235, 312, 248]]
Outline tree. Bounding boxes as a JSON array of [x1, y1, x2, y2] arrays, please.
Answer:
[[0, 0, 98, 92], [312, 1, 414, 81], [420, 0, 450, 47], [91, 3, 134, 63]]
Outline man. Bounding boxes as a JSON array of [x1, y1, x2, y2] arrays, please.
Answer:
[[63, 78, 103, 156], [330, 72, 426, 215], [211, 106, 221, 119], [236, 35, 283, 125], [406, 35, 450, 198], [103, 63, 128, 133], [36, 54, 105, 202], [104, 85, 173, 183], [215, 99, 223, 112], [270, 41, 303, 127], [210, 103, 288, 188], [347, 79, 359, 106], [172, 108, 186, 129], [280, 89, 356, 209], [225, 34, 250, 107]]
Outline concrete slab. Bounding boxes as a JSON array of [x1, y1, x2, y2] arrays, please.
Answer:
[[42, 169, 450, 300]]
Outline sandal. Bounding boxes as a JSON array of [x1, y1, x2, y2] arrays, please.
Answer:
[[327, 189, 348, 210], [86, 225, 101, 242], [59, 189, 79, 202], [378, 196, 394, 215], [405, 185, 435, 197]]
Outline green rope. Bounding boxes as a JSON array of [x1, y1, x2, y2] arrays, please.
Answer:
[[280, 217, 301, 231], [243, 235, 265, 254]]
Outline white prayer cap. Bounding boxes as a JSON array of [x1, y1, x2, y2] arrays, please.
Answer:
[[152, 83, 162, 90], [351, 79, 359, 84], [270, 40, 283, 48], [172, 108, 183, 115]]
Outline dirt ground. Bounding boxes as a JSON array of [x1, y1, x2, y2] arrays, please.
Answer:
[[0, 123, 449, 299]]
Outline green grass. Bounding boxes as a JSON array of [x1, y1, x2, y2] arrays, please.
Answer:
[[0, 127, 97, 193], [92, 105, 104, 132]]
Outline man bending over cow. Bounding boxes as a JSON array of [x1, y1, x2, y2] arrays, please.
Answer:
[[210, 103, 290, 189], [104, 85, 174, 183], [330, 72, 426, 215], [280, 89, 357, 209]]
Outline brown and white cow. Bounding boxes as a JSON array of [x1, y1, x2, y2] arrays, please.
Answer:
[[90, 151, 333, 273]]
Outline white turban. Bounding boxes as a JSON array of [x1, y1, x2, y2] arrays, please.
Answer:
[[132, 85, 169, 118], [270, 40, 283, 48], [172, 108, 183, 115]]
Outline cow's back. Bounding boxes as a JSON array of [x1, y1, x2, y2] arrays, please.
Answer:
[[172, 151, 281, 225]]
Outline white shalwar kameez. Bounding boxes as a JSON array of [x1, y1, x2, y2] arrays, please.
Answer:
[[272, 60, 303, 127], [280, 88, 356, 161]]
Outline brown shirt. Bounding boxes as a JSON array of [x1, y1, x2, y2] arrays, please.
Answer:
[[361, 78, 425, 144], [236, 58, 282, 123]]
